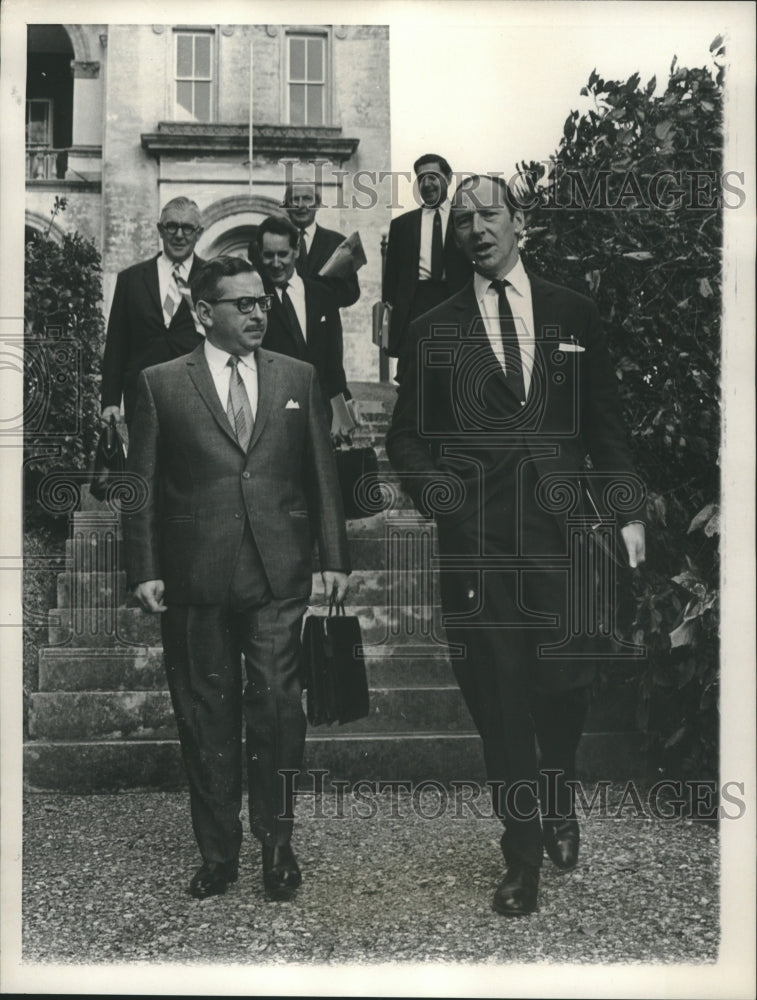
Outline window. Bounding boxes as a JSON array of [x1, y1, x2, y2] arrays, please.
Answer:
[[287, 33, 327, 126], [26, 98, 53, 145], [174, 30, 213, 122]]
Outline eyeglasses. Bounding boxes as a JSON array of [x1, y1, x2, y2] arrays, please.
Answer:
[[159, 223, 201, 237], [205, 295, 273, 314]]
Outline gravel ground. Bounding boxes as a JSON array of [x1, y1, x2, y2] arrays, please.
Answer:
[[22, 786, 719, 967]]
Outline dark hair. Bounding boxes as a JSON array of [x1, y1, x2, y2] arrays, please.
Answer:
[[255, 214, 300, 250], [452, 174, 518, 218], [190, 255, 256, 305], [282, 181, 322, 207], [413, 153, 453, 179]]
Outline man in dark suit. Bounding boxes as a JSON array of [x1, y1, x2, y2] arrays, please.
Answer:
[[382, 154, 472, 372], [283, 181, 360, 309], [254, 214, 352, 438], [101, 196, 206, 426], [386, 175, 646, 916], [123, 256, 350, 902]]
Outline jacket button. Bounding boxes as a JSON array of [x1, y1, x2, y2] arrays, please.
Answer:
[[242, 472, 251, 479], [234, 512, 242, 519]]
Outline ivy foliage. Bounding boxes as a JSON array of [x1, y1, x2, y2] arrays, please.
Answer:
[[518, 43, 724, 776], [24, 202, 105, 529]]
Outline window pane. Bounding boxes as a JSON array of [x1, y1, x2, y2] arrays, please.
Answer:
[[176, 34, 193, 77], [290, 84, 305, 124], [290, 38, 305, 81], [176, 81, 193, 116], [306, 84, 323, 125], [194, 81, 211, 122], [195, 34, 211, 78], [307, 38, 323, 81]]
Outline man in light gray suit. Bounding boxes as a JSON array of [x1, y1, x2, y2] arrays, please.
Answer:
[[124, 256, 350, 902]]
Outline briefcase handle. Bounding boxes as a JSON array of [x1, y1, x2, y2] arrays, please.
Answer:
[[327, 591, 346, 617]]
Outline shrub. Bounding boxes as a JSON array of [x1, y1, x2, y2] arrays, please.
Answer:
[[24, 214, 105, 531], [517, 44, 723, 777]]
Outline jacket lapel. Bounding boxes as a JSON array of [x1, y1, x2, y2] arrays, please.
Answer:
[[528, 271, 561, 393], [247, 349, 278, 452], [410, 210, 422, 275], [143, 255, 163, 317], [185, 344, 240, 449]]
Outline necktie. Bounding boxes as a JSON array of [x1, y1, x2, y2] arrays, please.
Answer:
[[226, 356, 254, 450], [162, 264, 182, 326], [295, 230, 308, 276], [172, 263, 204, 335], [489, 278, 526, 404], [280, 283, 308, 358], [430, 208, 444, 281]]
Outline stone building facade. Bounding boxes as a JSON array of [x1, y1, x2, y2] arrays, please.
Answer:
[[25, 23, 391, 381]]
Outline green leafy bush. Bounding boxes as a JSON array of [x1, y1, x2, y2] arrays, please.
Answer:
[[24, 215, 105, 530], [518, 46, 723, 776]]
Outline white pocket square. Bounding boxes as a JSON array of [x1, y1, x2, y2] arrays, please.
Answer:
[[558, 342, 585, 352], [285, 398, 300, 409]]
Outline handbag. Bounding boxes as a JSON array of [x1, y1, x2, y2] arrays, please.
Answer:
[[302, 595, 370, 726], [334, 445, 380, 519], [89, 416, 126, 502]]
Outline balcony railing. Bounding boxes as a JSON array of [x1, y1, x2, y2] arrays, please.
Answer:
[[26, 146, 102, 184]]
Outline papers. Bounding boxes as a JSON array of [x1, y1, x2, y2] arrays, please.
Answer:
[[317, 231, 367, 278]]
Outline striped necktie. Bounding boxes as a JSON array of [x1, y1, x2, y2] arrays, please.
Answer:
[[162, 263, 183, 326], [172, 262, 205, 335], [489, 278, 526, 405], [226, 356, 254, 450]]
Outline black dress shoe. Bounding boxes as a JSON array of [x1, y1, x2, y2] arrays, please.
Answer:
[[188, 860, 239, 900], [543, 820, 579, 870], [262, 842, 302, 901], [492, 860, 539, 916]]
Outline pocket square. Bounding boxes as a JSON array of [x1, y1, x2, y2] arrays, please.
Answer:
[[558, 342, 585, 352], [285, 398, 300, 409]]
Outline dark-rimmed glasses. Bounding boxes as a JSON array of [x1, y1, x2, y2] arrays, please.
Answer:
[[205, 295, 273, 314], [159, 222, 201, 237]]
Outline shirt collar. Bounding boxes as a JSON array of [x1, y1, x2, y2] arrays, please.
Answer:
[[204, 338, 257, 374], [280, 271, 304, 296], [474, 255, 528, 301], [160, 252, 194, 277], [422, 199, 450, 216], [301, 222, 317, 243]]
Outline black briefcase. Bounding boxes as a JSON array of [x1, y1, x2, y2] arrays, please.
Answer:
[[89, 416, 126, 502], [302, 598, 370, 726], [334, 445, 380, 519]]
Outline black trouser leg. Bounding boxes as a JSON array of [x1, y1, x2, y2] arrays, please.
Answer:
[[238, 596, 309, 848], [532, 687, 591, 822], [161, 605, 244, 866]]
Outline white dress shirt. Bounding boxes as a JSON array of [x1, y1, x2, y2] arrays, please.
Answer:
[[474, 256, 535, 398], [204, 339, 258, 420], [418, 200, 451, 280], [276, 271, 307, 341]]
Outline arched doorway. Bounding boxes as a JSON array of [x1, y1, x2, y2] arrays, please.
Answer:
[[196, 194, 285, 263]]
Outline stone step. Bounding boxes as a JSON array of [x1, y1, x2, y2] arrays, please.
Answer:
[[23, 731, 646, 792], [28, 687, 478, 741], [38, 647, 457, 692], [48, 602, 447, 648], [55, 567, 439, 611]]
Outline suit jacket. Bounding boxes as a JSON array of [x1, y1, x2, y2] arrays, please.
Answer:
[[382, 207, 472, 357], [101, 253, 205, 423], [386, 271, 645, 541], [298, 224, 361, 309], [261, 277, 348, 405], [123, 345, 350, 605]]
